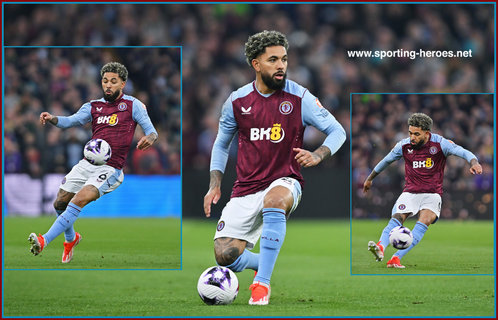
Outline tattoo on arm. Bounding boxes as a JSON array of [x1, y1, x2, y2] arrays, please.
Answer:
[[209, 170, 223, 189], [147, 132, 158, 141], [314, 145, 331, 161], [49, 117, 58, 126], [470, 158, 479, 166]]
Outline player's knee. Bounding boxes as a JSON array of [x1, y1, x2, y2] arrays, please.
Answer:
[[392, 213, 406, 224], [214, 247, 240, 266], [418, 210, 437, 225], [53, 200, 68, 212], [71, 196, 91, 208], [72, 186, 100, 207], [418, 217, 433, 226], [263, 195, 289, 211]]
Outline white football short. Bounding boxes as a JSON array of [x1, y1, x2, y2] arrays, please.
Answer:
[[392, 192, 442, 219], [59, 159, 124, 197], [214, 177, 302, 249]]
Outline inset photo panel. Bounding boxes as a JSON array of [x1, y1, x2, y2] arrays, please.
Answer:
[[3, 47, 181, 270], [351, 93, 494, 275]]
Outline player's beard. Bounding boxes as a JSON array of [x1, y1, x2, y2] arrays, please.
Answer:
[[261, 71, 286, 91], [104, 89, 121, 102], [411, 139, 425, 150]]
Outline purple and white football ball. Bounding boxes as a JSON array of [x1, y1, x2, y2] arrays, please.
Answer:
[[197, 266, 238, 305], [83, 139, 112, 165], [389, 226, 413, 249]]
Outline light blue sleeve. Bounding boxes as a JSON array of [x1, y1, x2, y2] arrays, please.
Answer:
[[210, 95, 237, 173], [373, 141, 404, 173], [132, 99, 158, 136], [440, 137, 477, 163], [56, 102, 92, 128], [301, 91, 346, 155]]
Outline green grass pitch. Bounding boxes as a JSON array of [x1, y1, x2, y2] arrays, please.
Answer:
[[3, 217, 181, 269], [352, 219, 494, 275], [3, 218, 495, 317]]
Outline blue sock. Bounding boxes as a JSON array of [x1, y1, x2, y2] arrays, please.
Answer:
[[379, 218, 402, 249], [254, 208, 286, 285], [394, 221, 428, 259], [56, 209, 76, 242], [225, 249, 259, 272], [44, 203, 81, 246]]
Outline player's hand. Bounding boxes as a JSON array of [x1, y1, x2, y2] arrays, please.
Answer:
[[363, 180, 372, 193], [293, 148, 321, 167], [203, 187, 221, 218], [39, 112, 54, 125], [137, 134, 156, 150], [470, 162, 483, 175]]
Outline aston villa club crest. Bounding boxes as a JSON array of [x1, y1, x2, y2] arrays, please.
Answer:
[[217, 220, 225, 231], [429, 146, 438, 155], [279, 101, 293, 115], [118, 102, 127, 111]]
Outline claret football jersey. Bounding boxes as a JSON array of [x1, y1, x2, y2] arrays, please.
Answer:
[[211, 79, 345, 197], [374, 133, 477, 195], [56, 93, 157, 170]]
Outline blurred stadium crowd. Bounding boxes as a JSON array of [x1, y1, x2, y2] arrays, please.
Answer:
[[4, 47, 181, 176], [4, 3, 494, 173], [3, 4, 495, 219], [352, 94, 494, 220]]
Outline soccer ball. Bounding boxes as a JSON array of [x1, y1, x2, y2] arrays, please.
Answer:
[[389, 226, 413, 249], [83, 139, 112, 165], [197, 266, 238, 305]]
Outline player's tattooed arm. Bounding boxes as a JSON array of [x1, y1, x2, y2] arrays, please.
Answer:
[[208, 170, 223, 189], [313, 145, 331, 162], [293, 145, 331, 168], [363, 170, 379, 193], [469, 158, 483, 175], [39, 112, 58, 126], [137, 132, 158, 150], [204, 170, 223, 218]]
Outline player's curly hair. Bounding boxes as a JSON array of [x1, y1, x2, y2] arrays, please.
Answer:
[[100, 62, 128, 81], [244, 30, 289, 67], [408, 113, 433, 131]]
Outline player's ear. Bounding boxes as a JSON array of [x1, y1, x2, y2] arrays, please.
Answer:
[[251, 58, 260, 72]]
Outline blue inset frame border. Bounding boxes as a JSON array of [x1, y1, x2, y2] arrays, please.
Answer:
[[1, 45, 183, 272], [349, 92, 496, 277]]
